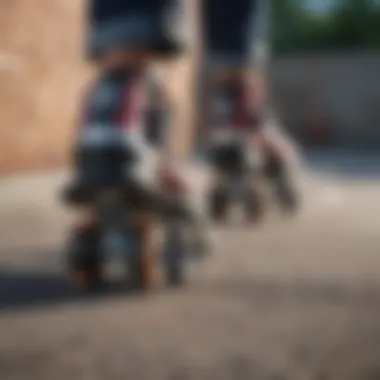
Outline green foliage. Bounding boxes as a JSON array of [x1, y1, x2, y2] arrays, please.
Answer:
[[270, 0, 380, 55]]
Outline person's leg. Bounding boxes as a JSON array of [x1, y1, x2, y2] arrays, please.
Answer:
[[198, 0, 273, 224], [200, 0, 299, 179], [64, 46, 153, 200], [64, 49, 154, 282], [67, 0, 204, 269], [200, 0, 265, 153]]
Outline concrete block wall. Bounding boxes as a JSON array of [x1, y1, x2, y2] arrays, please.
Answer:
[[271, 52, 380, 147]]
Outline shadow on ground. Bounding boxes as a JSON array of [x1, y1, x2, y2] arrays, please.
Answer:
[[2, 261, 380, 313], [304, 150, 380, 180], [0, 257, 141, 313]]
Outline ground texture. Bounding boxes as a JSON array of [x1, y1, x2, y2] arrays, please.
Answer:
[[0, 152, 379, 380]]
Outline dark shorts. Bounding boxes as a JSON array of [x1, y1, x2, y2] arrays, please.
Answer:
[[86, 0, 185, 60], [201, 0, 265, 67]]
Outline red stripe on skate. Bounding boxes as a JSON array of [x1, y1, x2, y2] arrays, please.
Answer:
[[118, 80, 146, 131], [232, 85, 249, 130]]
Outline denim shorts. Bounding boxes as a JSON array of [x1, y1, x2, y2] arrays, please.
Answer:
[[86, 0, 185, 60], [201, 0, 267, 68]]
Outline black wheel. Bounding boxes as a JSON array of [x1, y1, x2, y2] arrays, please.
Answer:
[[127, 216, 155, 291], [68, 266, 102, 292], [128, 240, 154, 291], [275, 179, 300, 215], [164, 225, 186, 287], [128, 245, 147, 290], [208, 186, 229, 222], [244, 187, 265, 224], [67, 228, 103, 291]]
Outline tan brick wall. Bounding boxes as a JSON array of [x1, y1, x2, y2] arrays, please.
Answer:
[[0, 0, 196, 174], [0, 0, 87, 173]]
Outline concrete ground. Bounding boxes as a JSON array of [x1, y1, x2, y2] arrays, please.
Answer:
[[0, 151, 379, 380]]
